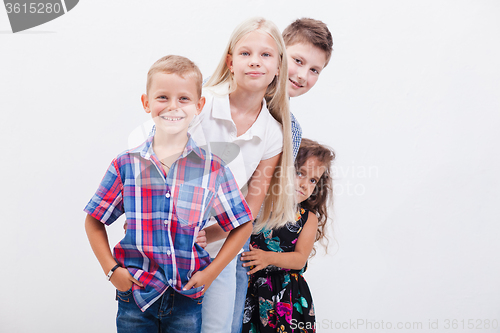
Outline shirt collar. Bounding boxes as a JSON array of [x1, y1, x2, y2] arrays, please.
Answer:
[[129, 126, 205, 161], [211, 92, 270, 141]]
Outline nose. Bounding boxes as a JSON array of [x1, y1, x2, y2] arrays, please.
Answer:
[[296, 67, 307, 83], [249, 54, 261, 67], [297, 176, 307, 190], [167, 99, 179, 111]]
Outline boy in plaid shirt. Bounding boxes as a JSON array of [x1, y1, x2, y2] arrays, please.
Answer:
[[84, 55, 253, 333]]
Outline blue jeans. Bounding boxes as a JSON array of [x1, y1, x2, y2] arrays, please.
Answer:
[[116, 287, 203, 333], [201, 239, 250, 333], [231, 239, 250, 333], [201, 256, 237, 333]]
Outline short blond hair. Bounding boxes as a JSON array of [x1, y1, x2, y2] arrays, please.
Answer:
[[282, 18, 334, 67], [146, 55, 203, 98]]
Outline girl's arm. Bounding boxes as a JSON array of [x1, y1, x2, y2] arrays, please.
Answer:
[[203, 153, 282, 244], [241, 211, 319, 274]]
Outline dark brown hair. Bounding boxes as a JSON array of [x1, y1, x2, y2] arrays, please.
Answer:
[[295, 138, 335, 256], [282, 18, 334, 67]]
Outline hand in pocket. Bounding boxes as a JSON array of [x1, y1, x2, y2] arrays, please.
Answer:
[[111, 267, 144, 292]]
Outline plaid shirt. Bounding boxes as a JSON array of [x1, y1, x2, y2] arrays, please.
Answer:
[[290, 111, 302, 161], [84, 129, 252, 312]]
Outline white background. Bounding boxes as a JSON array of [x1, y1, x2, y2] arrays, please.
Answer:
[[1, 1, 499, 332]]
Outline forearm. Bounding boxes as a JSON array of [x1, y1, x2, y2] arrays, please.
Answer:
[[85, 214, 117, 274], [85, 215, 144, 290], [242, 212, 318, 274], [265, 250, 309, 270], [204, 224, 229, 244], [204, 222, 253, 276]]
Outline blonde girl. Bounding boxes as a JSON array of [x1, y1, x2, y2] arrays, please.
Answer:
[[188, 17, 295, 333]]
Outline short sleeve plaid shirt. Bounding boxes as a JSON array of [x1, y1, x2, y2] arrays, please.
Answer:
[[84, 129, 252, 312]]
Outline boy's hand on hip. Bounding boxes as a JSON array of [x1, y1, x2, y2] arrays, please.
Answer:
[[110, 267, 144, 292], [183, 269, 215, 294]]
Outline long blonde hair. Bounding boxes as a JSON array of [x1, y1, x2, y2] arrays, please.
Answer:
[[206, 17, 296, 230]]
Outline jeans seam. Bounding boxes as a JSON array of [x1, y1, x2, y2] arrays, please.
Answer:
[[168, 290, 174, 315]]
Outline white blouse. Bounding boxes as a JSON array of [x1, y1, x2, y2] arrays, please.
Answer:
[[189, 87, 284, 257]]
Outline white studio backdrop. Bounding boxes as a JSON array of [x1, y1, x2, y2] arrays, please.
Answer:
[[1, 1, 499, 332]]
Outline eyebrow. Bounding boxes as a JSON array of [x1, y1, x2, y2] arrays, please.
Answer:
[[290, 53, 324, 69], [153, 90, 195, 97], [260, 46, 275, 52], [238, 45, 275, 53]]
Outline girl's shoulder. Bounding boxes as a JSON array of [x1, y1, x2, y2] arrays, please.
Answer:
[[305, 210, 319, 228], [294, 207, 318, 229], [281, 207, 309, 233], [297, 207, 309, 222]]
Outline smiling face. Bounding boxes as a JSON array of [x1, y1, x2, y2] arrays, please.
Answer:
[[226, 29, 280, 95], [141, 72, 205, 137], [295, 156, 327, 204], [286, 42, 327, 97]]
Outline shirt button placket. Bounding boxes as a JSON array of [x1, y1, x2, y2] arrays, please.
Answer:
[[165, 190, 171, 225]]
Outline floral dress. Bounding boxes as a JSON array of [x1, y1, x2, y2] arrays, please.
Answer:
[[242, 208, 315, 333]]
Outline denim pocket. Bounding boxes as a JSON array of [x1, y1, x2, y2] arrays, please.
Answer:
[[185, 289, 204, 305], [194, 295, 204, 305], [116, 287, 133, 302]]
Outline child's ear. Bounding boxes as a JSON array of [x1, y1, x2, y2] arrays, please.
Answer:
[[226, 54, 234, 73], [141, 94, 150, 113], [196, 96, 206, 115]]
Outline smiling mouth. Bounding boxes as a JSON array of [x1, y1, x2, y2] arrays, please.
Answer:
[[160, 115, 184, 122], [289, 78, 303, 88]]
